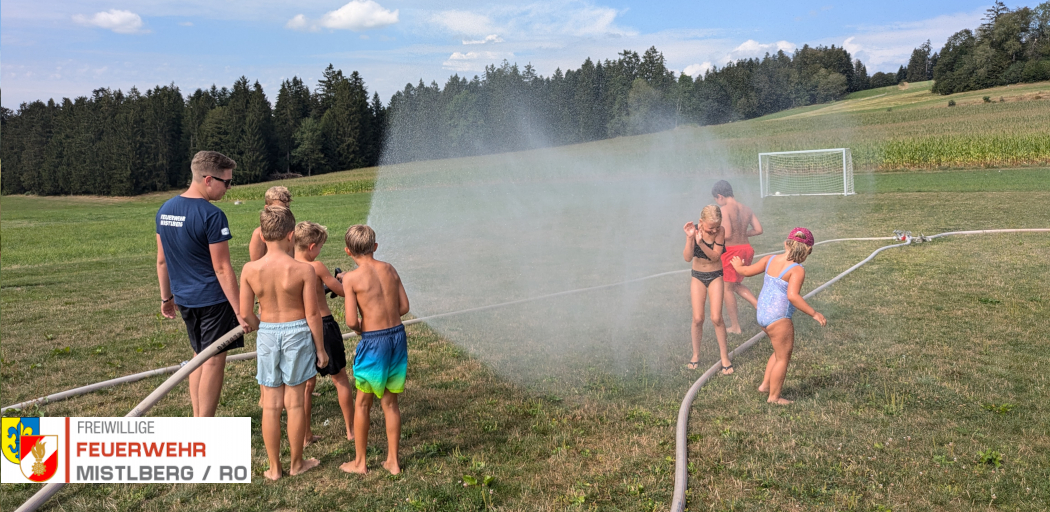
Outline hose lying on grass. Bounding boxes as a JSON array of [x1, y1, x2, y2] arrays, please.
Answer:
[[0, 236, 897, 414], [7, 229, 1047, 512], [669, 228, 1049, 512], [14, 327, 245, 512]]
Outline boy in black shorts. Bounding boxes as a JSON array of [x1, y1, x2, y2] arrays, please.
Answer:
[[294, 221, 356, 446]]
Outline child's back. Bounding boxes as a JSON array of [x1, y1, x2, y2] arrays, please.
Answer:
[[345, 259, 405, 331], [244, 253, 313, 321], [721, 200, 756, 247]]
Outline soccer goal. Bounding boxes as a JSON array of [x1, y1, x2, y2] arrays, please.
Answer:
[[759, 148, 855, 197]]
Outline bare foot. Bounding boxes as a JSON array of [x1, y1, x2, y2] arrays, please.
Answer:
[[757, 385, 769, 393], [727, 326, 742, 334], [303, 434, 321, 448], [767, 397, 793, 405], [382, 459, 401, 475], [340, 460, 367, 474], [263, 467, 282, 481], [346, 431, 355, 441], [290, 457, 320, 476]]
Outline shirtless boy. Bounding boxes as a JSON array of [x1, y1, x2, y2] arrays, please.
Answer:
[[249, 186, 291, 261], [339, 225, 410, 476], [294, 221, 356, 446], [712, 180, 763, 334], [239, 206, 328, 480]]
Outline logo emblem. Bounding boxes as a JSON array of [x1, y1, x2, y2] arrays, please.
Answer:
[[20, 435, 59, 482], [221, 227, 230, 236], [2, 417, 40, 465]]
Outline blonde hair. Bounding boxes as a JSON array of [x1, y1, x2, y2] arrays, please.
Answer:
[[260, 205, 295, 242], [699, 204, 722, 224], [345, 224, 376, 256], [190, 151, 236, 181], [295, 221, 328, 250], [265, 186, 292, 206], [785, 239, 812, 263]]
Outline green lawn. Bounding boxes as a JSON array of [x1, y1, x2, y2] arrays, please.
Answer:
[[3, 163, 1049, 510]]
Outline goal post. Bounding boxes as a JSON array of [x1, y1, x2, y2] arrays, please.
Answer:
[[759, 148, 854, 197]]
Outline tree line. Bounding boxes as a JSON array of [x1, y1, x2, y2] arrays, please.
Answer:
[[385, 44, 871, 163], [931, 1, 1050, 94], [2, 66, 384, 195], [5, 2, 1046, 196]]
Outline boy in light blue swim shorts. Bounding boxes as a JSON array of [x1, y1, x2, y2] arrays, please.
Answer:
[[239, 205, 328, 481], [339, 224, 411, 476]]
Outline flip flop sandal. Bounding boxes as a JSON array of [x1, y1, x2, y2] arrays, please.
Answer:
[[687, 360, 700, 370]]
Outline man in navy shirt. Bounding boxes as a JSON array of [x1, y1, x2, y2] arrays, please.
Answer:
[[156, 150, 252, 417]]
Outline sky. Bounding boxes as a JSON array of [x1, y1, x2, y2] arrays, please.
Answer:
[[1, 0, 996, 109]]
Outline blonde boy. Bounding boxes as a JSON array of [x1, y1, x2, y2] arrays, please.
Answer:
[[249, 186, 292, 261], [339, 225, 410, 476], [239, 206, 328, 480], [294, 221, 356, 446]]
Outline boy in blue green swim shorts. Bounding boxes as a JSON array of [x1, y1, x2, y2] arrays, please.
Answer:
[[240, 205, 328, 480], [338, 224, 410, 476]]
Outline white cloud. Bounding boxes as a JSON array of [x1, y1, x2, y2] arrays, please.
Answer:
[[288, 0, 398, 32], [443, 51, 515, 72], [431, 3, 632, 40], [838, 9, 984, 72], [463, 34, 503, 45], [319, 0, 399, 31], [178, 21, 194, 27], [682, 62, 713, 77], [286, 14, 310, 31], [72, 9, 147, 34], [431, 10, 497, 37], [723, 39, 796, 63]]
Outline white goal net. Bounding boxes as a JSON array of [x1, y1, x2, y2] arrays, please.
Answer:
[[759, 148, 855, 197]]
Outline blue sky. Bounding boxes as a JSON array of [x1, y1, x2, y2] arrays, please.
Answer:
[[1, 1, 994, 109]]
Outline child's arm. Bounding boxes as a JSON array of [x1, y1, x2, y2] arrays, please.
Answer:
[[313, 261, 344, 297], [394, 268, 410, 317], [785, 268, 827, 326], [682, 222, 697, 262], [343, 273, 362, 334], [302, 268, 329, 368], [238, 268, 260, 332], [248, 228, 265, 261], [730, 254, 770, 278], [746, 212, 763, 238]]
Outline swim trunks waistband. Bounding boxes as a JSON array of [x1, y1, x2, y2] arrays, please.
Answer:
[[258, 318, 309, 332], [361, 323, 405, 339]]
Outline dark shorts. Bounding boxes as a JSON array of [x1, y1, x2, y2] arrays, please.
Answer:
[[317, 315, 348, 377], [179, 301, 244, 354]]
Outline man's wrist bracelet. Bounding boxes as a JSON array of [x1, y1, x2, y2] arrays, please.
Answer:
[[162, 296, 173, 303]]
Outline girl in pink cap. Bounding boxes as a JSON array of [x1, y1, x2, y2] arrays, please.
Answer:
[[729, 227, 826, 404]]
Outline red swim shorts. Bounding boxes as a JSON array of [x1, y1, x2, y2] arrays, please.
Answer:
[[721, 244, 755, 283]]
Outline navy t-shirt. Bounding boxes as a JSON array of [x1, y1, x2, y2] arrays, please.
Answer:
[[156, 196, 233, 308]]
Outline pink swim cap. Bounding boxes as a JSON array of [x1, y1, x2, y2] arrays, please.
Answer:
[[787, 227, 814, 247]]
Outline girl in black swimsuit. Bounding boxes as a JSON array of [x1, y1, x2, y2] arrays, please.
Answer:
[[681, 205, 733, 374]]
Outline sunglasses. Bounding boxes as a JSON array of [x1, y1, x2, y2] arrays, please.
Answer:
[[205, 175, 233, 188]]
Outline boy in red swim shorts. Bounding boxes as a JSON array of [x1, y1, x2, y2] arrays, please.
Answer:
[[712, 180, 763, 334]]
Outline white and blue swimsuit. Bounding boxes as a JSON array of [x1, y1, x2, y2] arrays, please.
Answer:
[[756, 257, 799, 328]]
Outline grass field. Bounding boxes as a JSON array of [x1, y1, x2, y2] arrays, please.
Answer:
[[3, 82, 1050, 510]]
